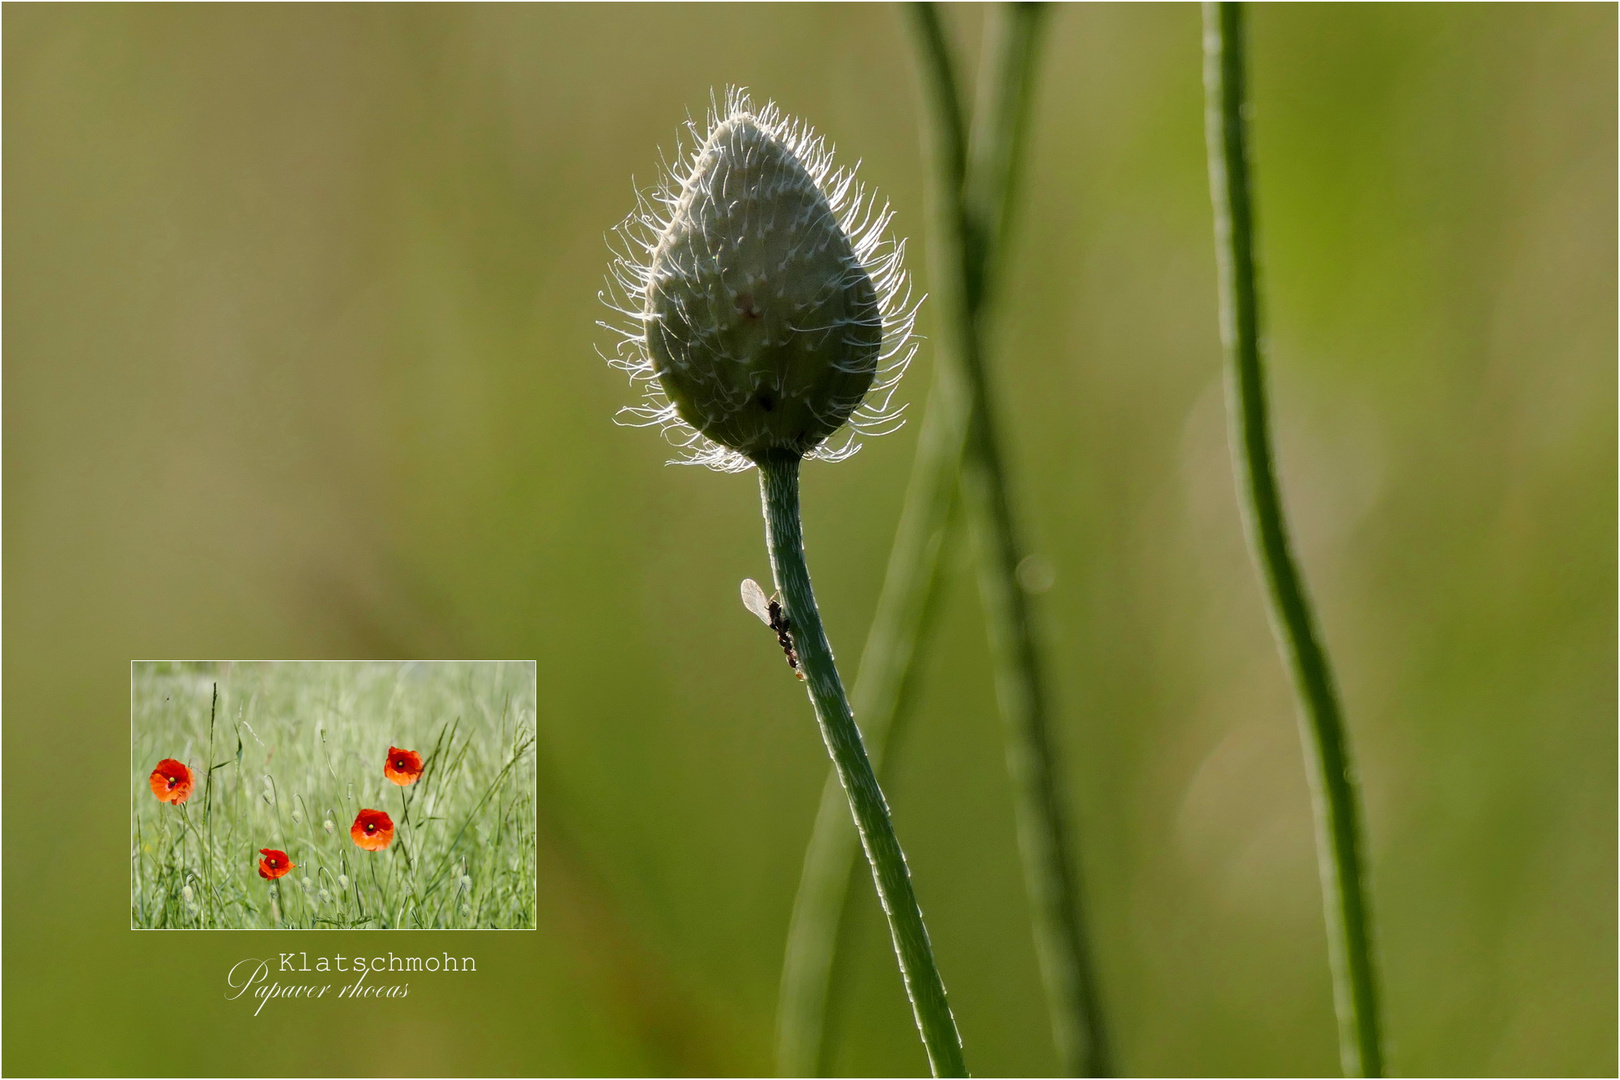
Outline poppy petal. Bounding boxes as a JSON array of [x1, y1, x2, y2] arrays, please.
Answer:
[[350, 808, 395, 851], [383, 746, 424, 786], [256, 848, 294, 880], [149, 759, 195, 805]]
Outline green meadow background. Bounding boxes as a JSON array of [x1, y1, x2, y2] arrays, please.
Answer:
[[6, 3, 1614, 1075], [130, 661, 537, 930]]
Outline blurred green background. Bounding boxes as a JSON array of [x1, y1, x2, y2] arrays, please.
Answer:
[[5, 3, 1614, 1075]]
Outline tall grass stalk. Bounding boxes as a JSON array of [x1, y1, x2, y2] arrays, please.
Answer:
[[914, 5, 1112, 1075], [1201, 5, 1384, 1075]]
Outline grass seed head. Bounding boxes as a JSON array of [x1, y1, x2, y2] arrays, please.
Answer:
[[603, 87, 918, 471]]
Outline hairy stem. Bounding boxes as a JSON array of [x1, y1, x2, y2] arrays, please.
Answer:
[[913, 5, 1113, 1075], [776, 5, 1076, 1073], [1201, 5, 1384, 1076], [757, 451, 967, 1079], [775, 372, 961, 1077]]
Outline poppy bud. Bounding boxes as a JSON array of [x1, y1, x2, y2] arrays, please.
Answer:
[[317, 888, 331, 905], [323, 818, 336, 835], [604, 89, 916, 471], [291, 809, 303, 825], [337, 874, 350, 891], [181, 885, 194, 905]]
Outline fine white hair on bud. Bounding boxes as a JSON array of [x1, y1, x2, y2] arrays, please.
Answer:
[[601, 87, 919, 472]]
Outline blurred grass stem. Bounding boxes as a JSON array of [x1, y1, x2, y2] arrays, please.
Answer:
[[1201, 5, 1384, 1075], [203, 682, 218, 926], [758, 451, 967, 1078], [915, 5, 1111, 1075]]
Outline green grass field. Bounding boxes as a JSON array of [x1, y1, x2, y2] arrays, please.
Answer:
[[130, 661, 536, 929]]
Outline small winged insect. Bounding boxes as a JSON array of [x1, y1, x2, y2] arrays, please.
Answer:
[[741, 578, 804, 680]]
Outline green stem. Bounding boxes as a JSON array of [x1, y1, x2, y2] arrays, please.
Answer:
[[1200, 5, 1384, 1076], [775, 372, 961, 1076], [776, 6, 1074, 1074], [912, 5, 1112, 1076], [962, 3, 1044, 311], [757, 451, 967, 1079], [204, 682, 216, 928]]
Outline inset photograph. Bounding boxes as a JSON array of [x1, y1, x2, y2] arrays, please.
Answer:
[[131, 660, 536, 929]]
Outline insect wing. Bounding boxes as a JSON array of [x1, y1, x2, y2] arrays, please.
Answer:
[[740, 578, 774, 626]]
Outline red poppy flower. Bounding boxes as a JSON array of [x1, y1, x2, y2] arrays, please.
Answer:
[[149, 759, 194, 805], [384, 746, 423, 786], [351, 808, 394, 851], [257, 848, 294, 880]]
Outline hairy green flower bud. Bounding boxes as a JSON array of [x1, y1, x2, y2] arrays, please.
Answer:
[[604, 89, 916, 471]]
